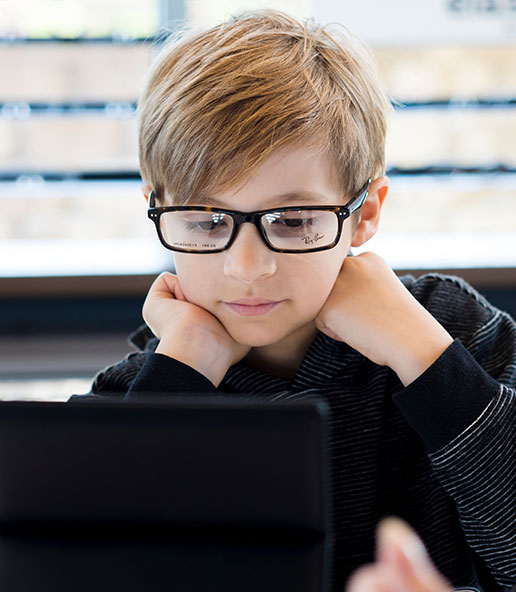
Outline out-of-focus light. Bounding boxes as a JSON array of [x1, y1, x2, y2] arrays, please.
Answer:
[[1, 102, 31, 120], [104, 101, 135, 119], [15, 175, 45, 190]]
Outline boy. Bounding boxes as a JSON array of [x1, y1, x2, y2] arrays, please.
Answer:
[[71, 10, 516, 591]]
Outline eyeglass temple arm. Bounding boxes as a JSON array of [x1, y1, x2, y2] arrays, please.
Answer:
[[347, 178, 371, 215], [148, 189, 156, 208]]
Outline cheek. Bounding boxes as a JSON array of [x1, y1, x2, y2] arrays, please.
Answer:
[[173, 254, 216, 306], [289, 252, 345, 314]]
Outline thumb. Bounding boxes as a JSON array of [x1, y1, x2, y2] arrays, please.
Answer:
[[376, 518, 453, 591]]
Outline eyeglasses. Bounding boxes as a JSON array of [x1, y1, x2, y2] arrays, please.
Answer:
[[148, 179, 371, 254]]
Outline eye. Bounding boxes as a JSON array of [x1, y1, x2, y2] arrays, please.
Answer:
[[273, 212, 316, 231], [281, 217, 308, 228], [197, 219, 228, 231], [185, 213, 230, 232]]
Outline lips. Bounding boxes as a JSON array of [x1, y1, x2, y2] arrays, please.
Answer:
[[227, 298, 279, 306], [223, 298, 284, 316]]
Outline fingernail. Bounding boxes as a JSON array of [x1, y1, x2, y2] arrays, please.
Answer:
[[377, 517, 429, 568]]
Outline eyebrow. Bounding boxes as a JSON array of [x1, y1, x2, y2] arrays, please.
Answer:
[[197, 190, 333, 208]]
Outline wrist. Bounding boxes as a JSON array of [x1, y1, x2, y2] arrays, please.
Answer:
[[156, 333, 232, 387], [391, 327, 454, 388]]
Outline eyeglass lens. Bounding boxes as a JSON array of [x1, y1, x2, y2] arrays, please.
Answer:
[[159, 209, 339, 252], [160, 211, 233, 251]]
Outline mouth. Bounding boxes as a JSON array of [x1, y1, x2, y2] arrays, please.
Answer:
[[223, 298, 285, 317]]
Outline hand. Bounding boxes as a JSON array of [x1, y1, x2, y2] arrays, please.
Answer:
[[346, 517, 454, 592], [143, 272, 251, 386], [314, 252, 454, 386]]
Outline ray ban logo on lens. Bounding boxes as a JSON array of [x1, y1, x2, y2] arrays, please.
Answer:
[[301, 233, 325, 246]]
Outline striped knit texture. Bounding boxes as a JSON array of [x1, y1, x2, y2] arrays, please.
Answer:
[[74, 273, 516, 591]]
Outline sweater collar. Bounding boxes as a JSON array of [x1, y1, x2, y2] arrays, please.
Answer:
[[222, 330, 356, 393]]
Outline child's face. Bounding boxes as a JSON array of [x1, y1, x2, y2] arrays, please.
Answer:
[[166, 145, 368, 347]]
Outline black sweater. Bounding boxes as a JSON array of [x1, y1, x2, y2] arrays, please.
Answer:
[[70, 272, 516, 591]]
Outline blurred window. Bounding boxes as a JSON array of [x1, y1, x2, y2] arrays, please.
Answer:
[[1, 0, 157, 38]]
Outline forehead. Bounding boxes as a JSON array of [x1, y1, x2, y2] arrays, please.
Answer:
[[199, 189, 333, 209], [167, 145, 344, 209]]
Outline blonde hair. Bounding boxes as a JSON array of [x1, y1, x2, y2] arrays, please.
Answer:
[[138, 9, 391, 224]]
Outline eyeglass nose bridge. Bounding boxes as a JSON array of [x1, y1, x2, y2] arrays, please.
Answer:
[[225, 211, 272, 251]]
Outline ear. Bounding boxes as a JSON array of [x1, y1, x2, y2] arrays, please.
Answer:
[[350, 176, 389, 247], [142, 183, 152, 202]]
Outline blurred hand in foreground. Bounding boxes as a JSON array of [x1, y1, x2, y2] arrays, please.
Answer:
[[346, 517, 454, 592]]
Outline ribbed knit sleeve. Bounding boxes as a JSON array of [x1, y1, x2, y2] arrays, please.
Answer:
[[123, 353, 218, 399], [429, 384, 516, 587], [394, 300, 516, 588]]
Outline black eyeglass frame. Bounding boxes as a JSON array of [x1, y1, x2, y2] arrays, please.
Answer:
[[148, 178, 371, 254]]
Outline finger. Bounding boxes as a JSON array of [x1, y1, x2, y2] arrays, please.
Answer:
[[376, 518, 453, 592], [143, 273, 179, 324], [173, 279, 187, 301], [376, 517, 422, 564], [314, 318, 342, 342], [357, 251, 383, 263], [151, 272, 179, 299], [346, 563, 402, 592]]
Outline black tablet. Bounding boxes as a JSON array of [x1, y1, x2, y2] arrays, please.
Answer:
[[0, 396, 333, 592]]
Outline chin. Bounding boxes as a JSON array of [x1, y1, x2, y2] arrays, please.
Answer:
[[224, 323, 289, 348]]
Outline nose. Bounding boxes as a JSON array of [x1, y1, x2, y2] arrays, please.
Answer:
[[223, 223, 277, 284]]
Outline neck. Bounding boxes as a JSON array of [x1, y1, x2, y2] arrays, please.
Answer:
[[243, 322, 318, 379]]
